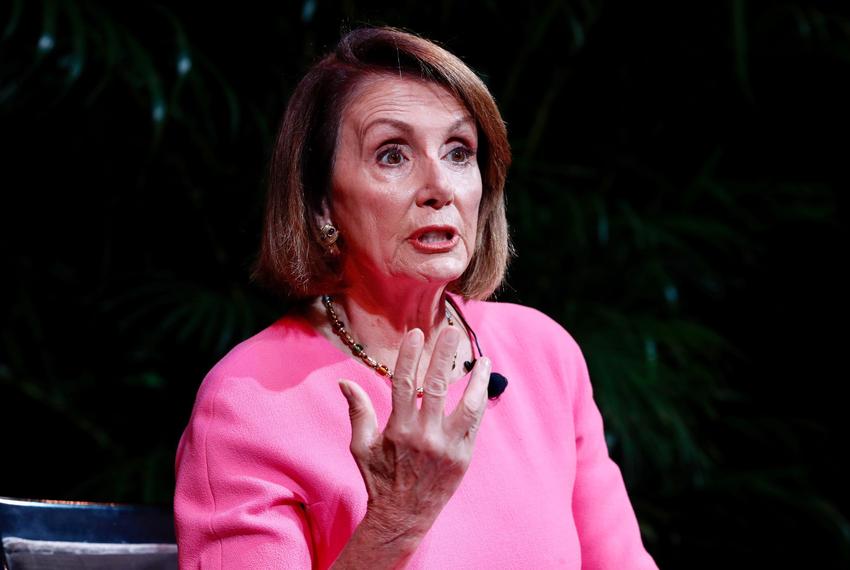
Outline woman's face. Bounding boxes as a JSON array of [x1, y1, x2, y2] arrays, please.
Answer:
[[329, 75, 482, 291]]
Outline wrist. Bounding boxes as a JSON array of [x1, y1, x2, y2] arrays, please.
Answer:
[[359, 509, 427, 554], [330, 511, 424, 570]]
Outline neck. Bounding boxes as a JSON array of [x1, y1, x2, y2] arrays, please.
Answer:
[[310, 276, 474, 387], [335, 278, 450, 350]]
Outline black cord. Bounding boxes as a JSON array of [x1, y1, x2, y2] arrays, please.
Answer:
[[445, 295, 484, 359], [445, 294, 508, 399]]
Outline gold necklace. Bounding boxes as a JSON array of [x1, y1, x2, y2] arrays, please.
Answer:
[[321, 295, 457, 397]]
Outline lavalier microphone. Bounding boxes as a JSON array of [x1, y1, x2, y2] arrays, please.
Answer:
[[448, 297, 508, 400]]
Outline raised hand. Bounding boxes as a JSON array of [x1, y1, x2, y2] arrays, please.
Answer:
[[333, 326, 491, 566]]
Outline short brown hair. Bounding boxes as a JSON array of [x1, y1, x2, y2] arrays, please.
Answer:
[[252, 25, 512, 300]]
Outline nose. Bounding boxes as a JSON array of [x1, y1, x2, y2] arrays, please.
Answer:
[[414, 155, 454, 209]]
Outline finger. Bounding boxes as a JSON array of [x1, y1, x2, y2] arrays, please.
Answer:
[[387, 328, 424, 428], [419, 326, 460, 428], [338, 380, 379, 457], [446, 357, 491, 441]]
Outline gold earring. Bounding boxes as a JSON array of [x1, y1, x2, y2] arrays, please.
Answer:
[[320, 223, 340, 255], [320, 223, 339, 245]]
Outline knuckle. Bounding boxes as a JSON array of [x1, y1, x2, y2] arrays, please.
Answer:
[[349, 440, 367, 458], [384, 424, 412, 444], [423, 376, 448, 397], [445, 445, 465, 465], [393, 375, 416, 393], [444, 448, 470, 473], [347, 403, 367, 421], [461, 400, 481, 423], [419, 432, 445, 458]]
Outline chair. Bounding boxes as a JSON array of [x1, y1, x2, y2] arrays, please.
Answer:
[[0, 496, 177, 570]]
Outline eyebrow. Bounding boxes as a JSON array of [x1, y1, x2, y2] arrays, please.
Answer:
[[360, 116, 475, 140]]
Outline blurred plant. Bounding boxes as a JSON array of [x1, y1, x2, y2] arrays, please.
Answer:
[[0, 0, 244, 149]]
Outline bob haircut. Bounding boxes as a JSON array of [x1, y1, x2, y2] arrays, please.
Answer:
[[252, 25, 513, 301]]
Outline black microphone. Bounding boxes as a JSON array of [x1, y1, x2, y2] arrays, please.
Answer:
[[450, 295, 509, 400], [464, 359, 509, 400], [487, 373, 509, 399]]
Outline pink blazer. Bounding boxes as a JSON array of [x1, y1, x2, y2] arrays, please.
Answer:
[[174, 296, 658, 568]]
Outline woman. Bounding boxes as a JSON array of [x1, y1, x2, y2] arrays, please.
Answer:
[[174, 26, 658, 569]]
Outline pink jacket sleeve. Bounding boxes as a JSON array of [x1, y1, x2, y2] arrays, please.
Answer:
[[568, 338, 659, 569], [173, 374, 315, 569]]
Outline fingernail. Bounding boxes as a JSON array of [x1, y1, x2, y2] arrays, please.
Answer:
[[408, 328, 423, 347], [338, 380, 352, 399]]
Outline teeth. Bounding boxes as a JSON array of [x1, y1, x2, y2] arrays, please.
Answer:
[[419, 231, 452, 243]]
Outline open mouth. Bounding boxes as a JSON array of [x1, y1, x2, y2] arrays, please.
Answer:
[[409, 226, 460, 252], [417, 230, 455, 244]]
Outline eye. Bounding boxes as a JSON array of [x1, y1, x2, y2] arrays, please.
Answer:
[[447, 146, 475, 164], [377, 144, 406, 166]]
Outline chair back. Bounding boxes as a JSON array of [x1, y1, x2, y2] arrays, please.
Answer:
[[0, 496, 177, 570]]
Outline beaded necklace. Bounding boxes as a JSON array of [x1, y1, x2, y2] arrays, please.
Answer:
[[321, 294, 460, 397]]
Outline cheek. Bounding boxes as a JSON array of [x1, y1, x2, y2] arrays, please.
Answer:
[[467, 186, 484, 250], [464, 178, 484, 226], [336, 190, 408, 252]]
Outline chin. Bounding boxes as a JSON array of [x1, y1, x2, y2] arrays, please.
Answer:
[[410, 257, 469, 284]]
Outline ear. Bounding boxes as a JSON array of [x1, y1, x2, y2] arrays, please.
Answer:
[[314, 196, 333, 228]]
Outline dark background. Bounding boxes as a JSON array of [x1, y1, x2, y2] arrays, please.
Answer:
[[2, 0, 848, 567]]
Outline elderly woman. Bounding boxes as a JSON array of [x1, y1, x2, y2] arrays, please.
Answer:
[[174, 26, 657, 569]]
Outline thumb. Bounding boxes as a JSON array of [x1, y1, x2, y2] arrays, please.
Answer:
[[338, 380, 378, 455]]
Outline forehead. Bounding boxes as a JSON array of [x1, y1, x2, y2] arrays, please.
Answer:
[[340, 75, 475, 138]]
